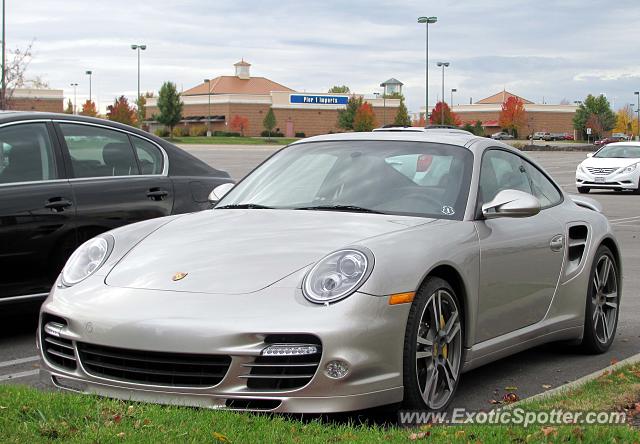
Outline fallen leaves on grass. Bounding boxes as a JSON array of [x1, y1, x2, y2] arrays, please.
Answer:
[[408, 431, 430, 440], [541, 426, 557, 437], [502, 392, 520, 404], [213, 432, 231, 443]]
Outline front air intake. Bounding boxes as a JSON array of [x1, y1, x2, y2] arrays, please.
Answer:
[[41, 314, 77, 371]]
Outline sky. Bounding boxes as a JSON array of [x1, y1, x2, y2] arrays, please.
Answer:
[[8, 0, 640, 114]]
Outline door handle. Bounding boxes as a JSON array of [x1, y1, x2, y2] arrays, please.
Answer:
[[44, 198, 73, 212], [550, 234, 564, 252], [147, 188, 168, 201]]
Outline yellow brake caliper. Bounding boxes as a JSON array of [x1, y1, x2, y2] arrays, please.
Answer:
[[440, 315, 448, 359]]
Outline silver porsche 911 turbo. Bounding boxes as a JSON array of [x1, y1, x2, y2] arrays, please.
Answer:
[[39, 127, 621, 413]]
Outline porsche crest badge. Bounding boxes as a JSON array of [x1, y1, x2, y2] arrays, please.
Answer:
[[172, 272, 188, 281]]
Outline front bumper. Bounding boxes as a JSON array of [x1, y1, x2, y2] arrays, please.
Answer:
[[575, 169, 639, 190], [38, 281, 410, 413]]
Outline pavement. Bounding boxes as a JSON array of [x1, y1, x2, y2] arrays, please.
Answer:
[[1, 146, 638, 412]]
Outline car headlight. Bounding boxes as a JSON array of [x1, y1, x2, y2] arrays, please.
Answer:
[[303, 248, 374, 304], [622, 163, 638, 173], [61, 235, 113, 286], [578, 164, 587, 174]]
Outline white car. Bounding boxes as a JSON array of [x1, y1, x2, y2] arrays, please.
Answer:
[[576, 142, 640, 194]]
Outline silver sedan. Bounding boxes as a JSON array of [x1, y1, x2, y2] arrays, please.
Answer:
[[39, 128, 621, 413]]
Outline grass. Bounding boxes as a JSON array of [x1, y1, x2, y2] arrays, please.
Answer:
[[1, 364, 640, 443], [168, 136, 299, 146]]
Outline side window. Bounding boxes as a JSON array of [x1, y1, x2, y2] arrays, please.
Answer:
[[131, 136, 163, 175], [523, 160, 562, 208], [479, 150, 532, 203], [0, 123, 57, 184], [59, 124, 140, 178]]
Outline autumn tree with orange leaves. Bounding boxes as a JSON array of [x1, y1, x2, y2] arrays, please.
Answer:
[[230, 115, 249, 136], [499, 96, 526, 137], [353, 102, 378, 132], [429, 102, 461, 126], [107, 95, 137, 126], [79, 100, 98, 117]]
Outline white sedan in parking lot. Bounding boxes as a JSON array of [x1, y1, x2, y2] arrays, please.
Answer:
[[576, 142, 640, 194]]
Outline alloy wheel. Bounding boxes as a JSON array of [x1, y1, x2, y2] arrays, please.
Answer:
[[591, 254, 618, 345]]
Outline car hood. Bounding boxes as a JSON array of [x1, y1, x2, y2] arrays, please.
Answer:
[[583, 157, 640, 169], [105, 209, 438, 294]]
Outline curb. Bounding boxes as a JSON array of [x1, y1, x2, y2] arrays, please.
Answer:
[[517, 144, 595, 152], [505, 352, 640, 409]]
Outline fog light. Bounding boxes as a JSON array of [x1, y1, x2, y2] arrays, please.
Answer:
[[44, 322, 64, 338], [262, 344, 320, 356], [325, 360, 349, 379]]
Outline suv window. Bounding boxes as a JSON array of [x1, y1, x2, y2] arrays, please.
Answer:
[[59, 124, 140, 178], [0, 123, 57, 184], [131, 136, 163, 174], [522, 159, 562, 207], [479, 149, 532, 203]]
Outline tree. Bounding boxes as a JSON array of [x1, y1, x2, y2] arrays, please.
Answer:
[[64, 99, 74, 114], [107, 95, 137, 126], [328, 85, 350, 94], [337, 95, 363, 130], [573, 94, 616, 139], [156, 81, 183, 136], [383, 92, 403, 100], [1, 41, 50, 109], [230, 114, 249, 136], [613, 105, 634, 135], [473, 120, 484, 136], [79, 100, 97, 117], [429, 102, 461, 126], [135, 92, 153, 128], [353, 102, 378, 132], [263, 108, 276, 138], [586, 114, 604, 139], [498, 96, 527, 137], [412, 115, 426, 127], [393, 98, 411, 127]]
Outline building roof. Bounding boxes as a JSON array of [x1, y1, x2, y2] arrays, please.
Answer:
[[234, 59, 251, 66], [183, 76, 295, 96], [476, 90, 533, 105], [381, 78, 403, 86]]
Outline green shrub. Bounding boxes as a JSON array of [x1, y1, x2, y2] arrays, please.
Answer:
[[189, 125, 208, 137], [260, 130, 284, 137], [154, 127, 170, 137], [172, 126, 190, 137], [212, 131, 242, 137], [294, 132, 306, 138]]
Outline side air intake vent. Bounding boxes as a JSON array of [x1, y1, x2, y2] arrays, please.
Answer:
[[566, 224, 589, 276], [41, 314, 77, 371]]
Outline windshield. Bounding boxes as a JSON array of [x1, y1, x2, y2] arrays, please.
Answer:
[[216, 141, 473, 220], [594, 144, 640, 159]]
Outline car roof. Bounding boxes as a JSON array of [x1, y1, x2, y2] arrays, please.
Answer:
[[600, 141, 640, 147], [293, 128, 481, 149]]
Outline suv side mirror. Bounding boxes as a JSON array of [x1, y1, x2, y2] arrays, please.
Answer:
[[208, 182, 235, 204], [482, 189, 541, 219]]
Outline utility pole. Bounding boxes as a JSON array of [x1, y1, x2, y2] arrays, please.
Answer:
[[1, 0, 6, 110]]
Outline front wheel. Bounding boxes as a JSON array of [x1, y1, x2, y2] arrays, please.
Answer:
[[580, 245, 620, 354], [402, 277, 463, 411], [577, 187, 590, 194]]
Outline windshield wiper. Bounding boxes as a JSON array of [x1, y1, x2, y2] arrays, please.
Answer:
[[216, 203, 274, 209], [295, 205, 385, 214]]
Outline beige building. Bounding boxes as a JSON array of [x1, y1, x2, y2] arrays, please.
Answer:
[[145, 60, 401, 137], [5, 88, 64, 113]]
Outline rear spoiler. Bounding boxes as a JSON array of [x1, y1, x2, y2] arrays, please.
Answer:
[[568, 194, 603, 213]]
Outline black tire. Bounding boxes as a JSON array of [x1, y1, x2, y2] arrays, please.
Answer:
[[580, 245, 620, 354], [577, 187, 590, 194], [402, 277, 463, 411]]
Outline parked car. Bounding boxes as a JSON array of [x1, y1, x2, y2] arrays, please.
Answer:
[[490, 131, 514, 140], [594, 136, 626, 146], [530, 131, 550, 140], [550, 132, 566, 141], [576, 141, 640, 193], [0, 112, 231, 305], [40, 127, 620, 413], [563, 133, 574, 141], [611, 133, 629, 141]]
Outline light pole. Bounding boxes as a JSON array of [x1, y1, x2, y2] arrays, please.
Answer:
[[1, 0, 5, 110], [635, 91, 640, 141], [450, 88, 457, 107], [204, 79, 212, 137], [418, 16, 437, 127], [70, 83, 78, 114], [85, 70, 92, 103], [131, 44, 147, 105], [437, 61, 450, 125]]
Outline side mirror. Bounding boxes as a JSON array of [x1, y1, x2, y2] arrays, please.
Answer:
[[482, 189, 541, 219], [586, 153, 593, 158], [208, 182, 235, 204]]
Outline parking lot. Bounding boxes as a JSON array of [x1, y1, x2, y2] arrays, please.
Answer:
[[1, 146, 638, 412]]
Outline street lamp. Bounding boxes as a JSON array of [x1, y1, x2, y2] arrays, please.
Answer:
[[635, 92, 640, 141], [436, 61, 450, 125], [131, 44, 147, 105], [70, 83, 78, 114], [85, 70, 92, 103], [418, 16, 437, 127], [204, 79, 212, 137], [450, 88, 457, 107]]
